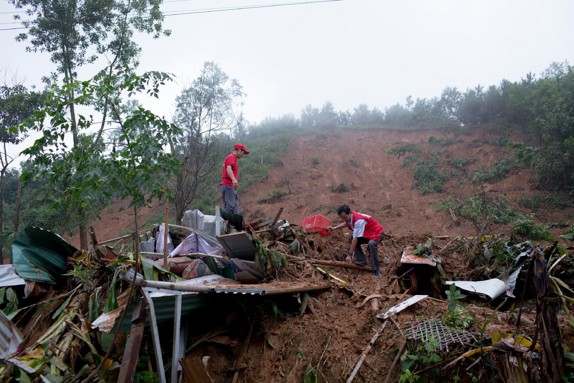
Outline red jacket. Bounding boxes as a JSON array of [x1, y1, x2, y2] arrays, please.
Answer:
[[346, 211, 384, 241]]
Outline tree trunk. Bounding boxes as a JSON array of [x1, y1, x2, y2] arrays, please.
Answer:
[[78, 206, 88, 250], [0, 172, 4, 262], [13, 178, 21, 234]]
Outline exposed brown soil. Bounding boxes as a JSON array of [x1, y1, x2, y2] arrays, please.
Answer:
[[82, 128, 573, 382]]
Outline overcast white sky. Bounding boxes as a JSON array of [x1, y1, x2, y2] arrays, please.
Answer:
[[2, 0, 574, 126]]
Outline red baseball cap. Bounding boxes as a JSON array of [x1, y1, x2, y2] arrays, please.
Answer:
[[233, 143, 250, 154]]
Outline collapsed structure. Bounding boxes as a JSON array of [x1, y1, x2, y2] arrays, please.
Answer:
[[0, 208, 572, 382]]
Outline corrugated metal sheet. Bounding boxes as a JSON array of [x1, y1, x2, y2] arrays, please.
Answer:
[[0, 310, 23, 359], [116, 294, 211, 332], [12, 227, 77, 284]]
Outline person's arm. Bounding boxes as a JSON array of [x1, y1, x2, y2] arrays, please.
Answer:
[[226, 165, 238, 188], [329, 222, 347, 231], [346, 237, 358, 263]]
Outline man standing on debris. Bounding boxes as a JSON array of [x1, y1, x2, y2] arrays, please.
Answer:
[[329, 204, 384, 277], [220, 143, 250, 215]]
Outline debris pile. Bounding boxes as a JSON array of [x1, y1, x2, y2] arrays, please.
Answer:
[[0, 210, 573, 382]]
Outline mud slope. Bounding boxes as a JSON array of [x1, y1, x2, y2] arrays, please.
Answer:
[[240, 127, 572, 237]]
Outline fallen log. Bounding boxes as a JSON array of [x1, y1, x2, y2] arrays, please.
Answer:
[[285, 255, 373, 272]]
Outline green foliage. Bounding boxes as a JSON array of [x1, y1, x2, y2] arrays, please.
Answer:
[[255, 238, 287, 277], [304, 365, 318, 383], [443, 308, 474, 329], [0, 287, 19, 316], [412, 159, 450, 194], [399, 369, 420, 383], [445, 284, 466, 312], [311, 157, 320, 166], [22, 70, 181, 238], [134, 371, 159, 383], [560, 226, 574, 242], [401, 337, 442, 379], [258, 189, 288, 203], [330, 183, 350, 193], [489, 136, 510, 146], [441, 195, 517, 225], [449, 157, 473, 170], [471, 158, 515, 184], [428, 136, 455, 146], [518, 193, 573, 209], [512, 217, 553, 241], [413, 238, 433, 257], [11, 0, 169, 78], [388, 143, 421, 156], [443, 288, 475, 330]]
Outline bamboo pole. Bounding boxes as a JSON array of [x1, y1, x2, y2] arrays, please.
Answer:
[[163, 199, 169, 267]]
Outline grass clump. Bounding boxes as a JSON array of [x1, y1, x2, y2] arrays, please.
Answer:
[[440, 195, 517, 225], [428, 136, 455, 147], [388, 143, 421, 157], [258, 189, 288, 203], [412, 159, 450, 194], [512, 217, 553, 241], [471, 158, 515, 184], [330, 183, 350, 193], [518, 193, 573, 209], [449, 157, 473, 170]]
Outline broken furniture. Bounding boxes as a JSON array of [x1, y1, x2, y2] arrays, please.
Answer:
[[397, 246, 442, 296]]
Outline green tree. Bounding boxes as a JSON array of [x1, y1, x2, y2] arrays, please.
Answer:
[[23, 70, 179, 243], [0, 84, 44, 261], [171, 62, 245, 223], [10, 0, 170, 248], [384, 103, 413, 128]]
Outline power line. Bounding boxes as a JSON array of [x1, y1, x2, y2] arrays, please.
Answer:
[[0, 26, 25, 31], [0, 0, 341, 31], [163, 0, 342, 16], [0, 10, 26, 14]]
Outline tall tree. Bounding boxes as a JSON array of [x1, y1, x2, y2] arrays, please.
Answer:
[[0, 84, 43, 261], [11, 0, 169, 248], [171, 62, 245, 223], [23, 70, 181, 240]]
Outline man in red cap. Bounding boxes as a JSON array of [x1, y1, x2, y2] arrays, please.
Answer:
[[220, 143, 249, 215]]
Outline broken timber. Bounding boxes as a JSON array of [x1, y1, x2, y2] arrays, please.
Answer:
[[347, 295, 428, 382], [117, 301, 147, 383], [285, 255, 373, 272]]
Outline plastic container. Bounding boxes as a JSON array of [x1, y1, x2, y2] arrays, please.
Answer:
[[300, 215, 332, 236]]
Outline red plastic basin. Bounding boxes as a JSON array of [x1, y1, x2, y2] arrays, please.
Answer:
[[300, 215, 332, 236]]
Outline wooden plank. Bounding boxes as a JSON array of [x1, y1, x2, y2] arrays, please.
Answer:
[[181, 356, 214, 383], [346, 321, 388, 383], [376, 295, 428, 320], [117, 301, 146, 383]]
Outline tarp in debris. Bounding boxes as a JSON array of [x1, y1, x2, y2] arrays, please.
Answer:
[[170, 232, 223, 258], [0, 265, 26, 288], [11, 227, 78, 284]]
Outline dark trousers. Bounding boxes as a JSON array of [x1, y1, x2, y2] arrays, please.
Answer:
[[349, 233, 384, 272], [220, 185, 239, 215]]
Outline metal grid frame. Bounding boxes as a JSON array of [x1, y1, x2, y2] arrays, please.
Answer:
[[405, 319, 481, 352]]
